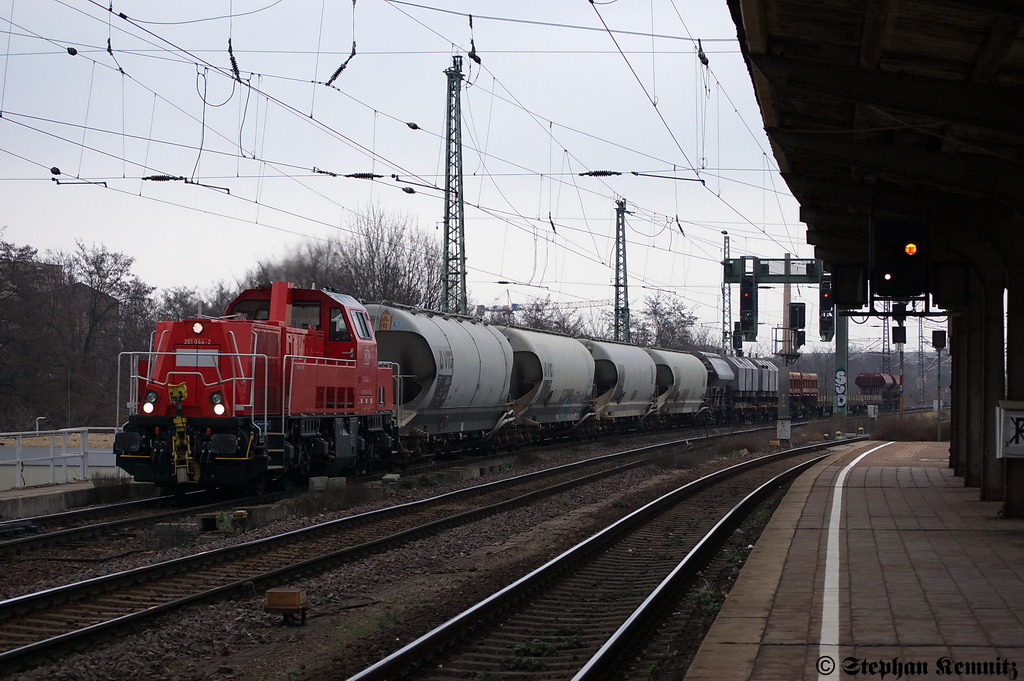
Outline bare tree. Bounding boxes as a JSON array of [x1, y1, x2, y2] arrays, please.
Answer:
[[0, 238, 156, 429], [790, 346, 836, 378], [245, 206, 443, 309], [629, 293, 700, 350], [0, 234, 49, 429], [504, 296, 592, 336], [155, 286, 203, 321], [155, 282, 241, 320], [241, 239, 343, 291], [49, 243, 155, 424]]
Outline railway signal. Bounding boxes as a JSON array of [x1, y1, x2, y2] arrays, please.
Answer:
[[739, 275, 758, 340], [871, 217, 928, 299], [788, 302, 806, 350], [820, 278, 833, 310], [819, 275, 835, 342]]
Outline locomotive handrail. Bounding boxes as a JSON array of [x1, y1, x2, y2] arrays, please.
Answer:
[[383, 361, 404, 428], [115, 351, 270, 433], [227, 330, 258, 414], [281, 354, 358, 418]]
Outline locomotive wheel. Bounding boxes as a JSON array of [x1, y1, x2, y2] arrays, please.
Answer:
[[249, 473, 268, 497]]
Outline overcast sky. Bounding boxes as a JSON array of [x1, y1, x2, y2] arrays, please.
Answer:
[[0, 0, 935, 356]]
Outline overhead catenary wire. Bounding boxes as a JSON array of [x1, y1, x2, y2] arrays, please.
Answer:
[[382, 0, 733, 44], [3, 108, 715, 311], [4, 13, 735, 229], [0, 2, 807, 331]]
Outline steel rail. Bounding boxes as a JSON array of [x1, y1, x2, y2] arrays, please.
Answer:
[[572, 453, 827, 680], [0, 434, 712, 669], [346, 436, 865, 681], [0, 490, 286, 556]]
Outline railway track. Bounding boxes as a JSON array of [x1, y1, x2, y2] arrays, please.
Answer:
[[0, 433, 722, 671], [346, 439, 860, 681], [0, 489, 286, 560], [0, 421, 779, 569]]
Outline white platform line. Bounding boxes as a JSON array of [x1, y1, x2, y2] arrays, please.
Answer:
[[818, 442, 893, 680]]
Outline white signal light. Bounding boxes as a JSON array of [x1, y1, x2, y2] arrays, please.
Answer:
[[192, 322, 204, 334]]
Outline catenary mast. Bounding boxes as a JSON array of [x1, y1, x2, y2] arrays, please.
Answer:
[[442, 56, 467, 315]]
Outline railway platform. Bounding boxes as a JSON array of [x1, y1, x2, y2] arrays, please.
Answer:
[[686, 440, 1024, 681], [0, 478, 158, 520], [0, 479, 100, 520]]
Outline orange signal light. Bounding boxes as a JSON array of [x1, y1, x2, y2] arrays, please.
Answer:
[[904, 242, 918, 256]]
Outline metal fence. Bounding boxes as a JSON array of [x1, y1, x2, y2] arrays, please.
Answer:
[[0, 428, 119, 489]]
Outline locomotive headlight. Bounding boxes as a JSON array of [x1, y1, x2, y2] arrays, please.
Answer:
[[210, 391, 226, 415], [142, 390, 158, 414], [192, 321, 204, 334]]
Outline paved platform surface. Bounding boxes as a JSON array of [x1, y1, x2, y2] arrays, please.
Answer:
[[687, 440, 1024, 681], [0, 479, 101, 520], [0, 478, 158, 520]]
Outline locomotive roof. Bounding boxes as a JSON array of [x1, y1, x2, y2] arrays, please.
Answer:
[[321, 289, 362, 308]]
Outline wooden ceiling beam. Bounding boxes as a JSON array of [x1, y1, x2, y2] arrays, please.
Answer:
[[751, 53, 1024, 135], [971, 14, 1024, 83], [859, 0, 895, 69], [942, 0, 1024, 19], [770, 127, 1024, 207], [780, 173, 873, 206]]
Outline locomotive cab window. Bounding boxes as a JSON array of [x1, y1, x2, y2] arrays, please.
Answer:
[[232, 299, 270, 320], [352, 310, 373, 340], [293, 301, 321, 330], [330, 308, 352, 342]]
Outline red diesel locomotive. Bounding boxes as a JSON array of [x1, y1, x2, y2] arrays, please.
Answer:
[[114, 282, 397, 490]]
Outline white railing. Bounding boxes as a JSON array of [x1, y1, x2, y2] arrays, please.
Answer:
[[0, 427, 118, 489]]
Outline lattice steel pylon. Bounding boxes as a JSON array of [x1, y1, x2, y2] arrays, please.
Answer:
[[722, 232, 731, 355], [614, 199, 631, 343], [881, 299, 891, 373], [918, 316, 925, 405], [442, 56, 467, 315]]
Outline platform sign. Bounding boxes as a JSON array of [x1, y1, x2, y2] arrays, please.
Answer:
[[997, 401, 1024, 458]]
